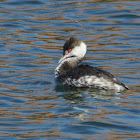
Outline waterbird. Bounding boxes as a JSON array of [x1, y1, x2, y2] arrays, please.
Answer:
[[55, 37, 129, 92]]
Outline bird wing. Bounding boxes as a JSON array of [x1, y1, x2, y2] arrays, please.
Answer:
[[70, 64, 122, 85]]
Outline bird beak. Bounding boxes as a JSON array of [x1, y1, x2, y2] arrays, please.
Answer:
[[58, 54, 67, 63]]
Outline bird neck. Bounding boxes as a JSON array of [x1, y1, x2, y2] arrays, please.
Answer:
[[55, 56, 81, 77]]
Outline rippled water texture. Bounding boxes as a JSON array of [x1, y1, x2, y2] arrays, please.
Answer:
[[0, 0, 140, 139]]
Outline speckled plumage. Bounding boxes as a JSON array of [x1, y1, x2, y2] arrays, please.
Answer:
[[55, 37, 129, 92]]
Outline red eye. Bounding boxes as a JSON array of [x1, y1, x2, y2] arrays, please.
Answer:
[[68, 49, 71, 53]]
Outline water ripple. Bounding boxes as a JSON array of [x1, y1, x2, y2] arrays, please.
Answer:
[[0, 0, 140, 139]]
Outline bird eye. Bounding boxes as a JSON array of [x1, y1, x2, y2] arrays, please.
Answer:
[[68, 49, 71, 53]]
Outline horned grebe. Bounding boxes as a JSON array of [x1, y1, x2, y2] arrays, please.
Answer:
[[55, 37, 129, 92]]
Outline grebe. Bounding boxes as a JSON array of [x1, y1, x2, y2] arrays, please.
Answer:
[[55, 37, 129, 92]]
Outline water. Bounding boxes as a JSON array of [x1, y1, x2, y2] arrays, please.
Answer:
[[0, 0, 140, 139]]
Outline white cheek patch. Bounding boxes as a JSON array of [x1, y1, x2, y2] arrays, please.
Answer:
[[71, 42, 87, 59]]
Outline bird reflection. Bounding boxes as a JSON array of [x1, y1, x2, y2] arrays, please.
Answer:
[[55, 86, 121, 103]]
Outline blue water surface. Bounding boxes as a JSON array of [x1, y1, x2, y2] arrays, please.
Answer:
[[0, 0, 140, 139]]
